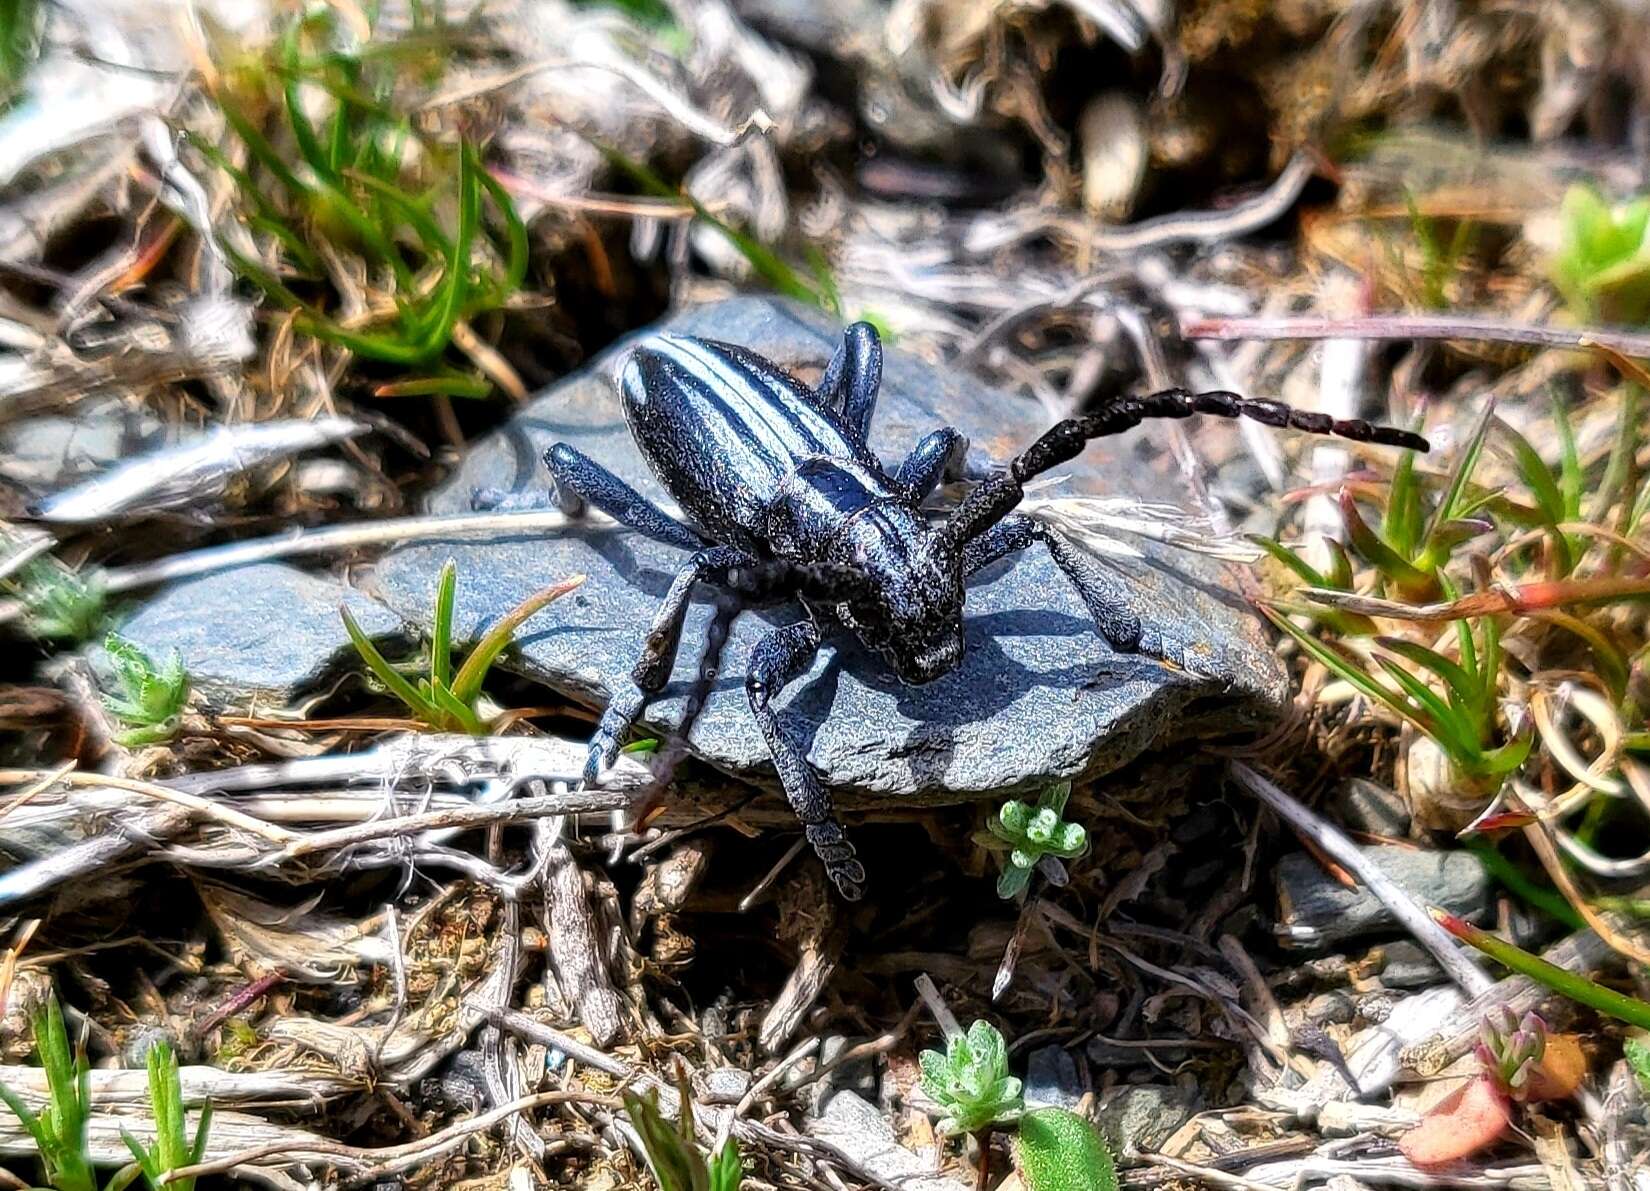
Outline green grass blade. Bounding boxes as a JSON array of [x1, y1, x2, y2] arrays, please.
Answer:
[[1425, 400, 1495, 540], [1339, 490, 1433, 591], [374, 373, 493, 398], [431, 560, 456, 689], [0, 1080, 48, 1151], [1375, 637, 1476, 704], [1436, 912, 1650, 1028], [450, 574, 586, 705], [215, 91, 308, 199], [1465, 842, 1585, 930], [282, 22, 335, 183], [1383, 438, 1423, 558], [476, 159, 529, 293], [1262, 607, 1427, 730], [1248, 535, 1329, 587], [340, 603, 441, 721], [1372, 656, 1470, 758]]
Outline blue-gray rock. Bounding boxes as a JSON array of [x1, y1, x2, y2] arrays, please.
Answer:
[[1333, 779, 1411, 838], [1275, 845, 1491, 950], [1025, 1045, 1083, 1109], [372, 297, 1285, 804], [1093, 1084, 1198, 1157], [789, 1033, 879, 1116], [110, 562, 403, 704]]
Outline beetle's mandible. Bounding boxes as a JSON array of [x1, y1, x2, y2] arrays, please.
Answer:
[[545, 323, 1428, 899]]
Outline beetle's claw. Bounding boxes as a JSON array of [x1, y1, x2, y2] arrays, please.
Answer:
[[804, 824, 866, 900]]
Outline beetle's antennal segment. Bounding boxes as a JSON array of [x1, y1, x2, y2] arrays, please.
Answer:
[[939, 387, 1429, 547]]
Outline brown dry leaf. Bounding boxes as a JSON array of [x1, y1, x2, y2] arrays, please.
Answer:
[[1527, 1034, 1588, 1101]]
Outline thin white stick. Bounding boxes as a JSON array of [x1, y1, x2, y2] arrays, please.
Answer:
[[1229, 761, 1494, 997]]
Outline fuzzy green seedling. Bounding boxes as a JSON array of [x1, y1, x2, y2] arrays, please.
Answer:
[[1015, 1107, 1118, 1191], [918, 1020, 1024, 1136], [976, 782, 1088, 899], [120, 1040, 212, 1191], [0, 995, 98, 1191], [1625, 1037, 1650, 1096], [342, 561, 584, 734], [12, 559, 108, 643], [100, 634, 189, 747], [622, 1083, 742, 1191]]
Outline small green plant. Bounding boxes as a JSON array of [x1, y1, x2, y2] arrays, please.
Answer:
[[1264, 604, 1531, 791], [195, 6, 527, 394], [121, 1040, 212, 1191], [1477, 1008, 1547, 1101], [100, 635, 189, 747], [918, 1020, 1024, 1136], [976, 782, 1088, 899], [10, 558, 108, 643], [0, 995, 98, 1191], [622, 1083, 742, 1191], [1625, 1036, 1650, 1096], [1015, 1107, 1118, 1191], [1549, 184, 1650, 325], [342, 561, 585, 734]]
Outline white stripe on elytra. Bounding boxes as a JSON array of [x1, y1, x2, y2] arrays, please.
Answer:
[[655, 336, 844, 463]]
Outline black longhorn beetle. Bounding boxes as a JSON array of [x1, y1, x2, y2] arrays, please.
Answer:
[[545, 323, 1428, 900]]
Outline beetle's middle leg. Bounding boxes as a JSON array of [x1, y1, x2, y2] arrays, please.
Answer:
[[587, 550, 878, 783], [545, 443, 704, 550], [745, 617, 867, 900], [815, 321, 883, 444]]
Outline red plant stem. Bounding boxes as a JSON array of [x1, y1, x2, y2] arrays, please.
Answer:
[[1182, 314, 1650, 358], [1433, 910, 1650, 1029], [194, 971, 284, 1037]]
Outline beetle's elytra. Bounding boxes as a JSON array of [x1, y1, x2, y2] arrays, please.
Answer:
[[547, 324, 1428, 900]]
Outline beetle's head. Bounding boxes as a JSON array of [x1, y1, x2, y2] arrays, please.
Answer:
[[826, 507, 965, 685]]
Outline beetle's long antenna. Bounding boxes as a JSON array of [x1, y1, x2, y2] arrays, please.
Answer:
[[938, 387, 1428, 548]]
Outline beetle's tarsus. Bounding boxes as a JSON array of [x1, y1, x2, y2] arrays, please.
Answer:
[[746, 618, 865, 896], [895, 426, 970, 503], [585, 686, 644, 784]]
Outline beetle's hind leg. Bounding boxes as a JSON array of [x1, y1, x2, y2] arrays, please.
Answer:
[[545, 443, 704, 550], [746, 618, 866, 900], [815, 322, 883, 444]]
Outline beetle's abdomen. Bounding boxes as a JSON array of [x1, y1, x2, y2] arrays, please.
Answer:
[[620, 334, 871, 551]]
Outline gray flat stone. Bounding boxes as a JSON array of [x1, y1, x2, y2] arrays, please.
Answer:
[[1093, 1084, 1198, 1157], [111, 563, 403, 705], [372, 297, 1285, 804], [1275, 845, 1491, 950]]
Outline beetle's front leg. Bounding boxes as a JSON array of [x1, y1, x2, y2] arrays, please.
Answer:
[[893, 427, 975, 503], [745, 617, 866, 900], [964, 513, 1200, 670]]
